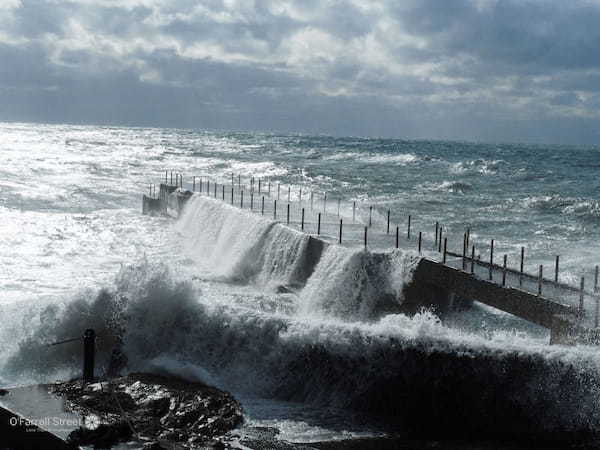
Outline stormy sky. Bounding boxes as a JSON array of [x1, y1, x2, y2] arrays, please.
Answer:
[[2, 0, 600, 144]]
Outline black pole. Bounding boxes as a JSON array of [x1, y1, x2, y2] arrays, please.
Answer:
[[286, 203, 290, 225], [83, 329, 95, 382], [407, 215, 411, 240], [301, 208, 305, 230], [555, 255, 560, 284], [387, 210, 390, 234], [274, 200, 277, 220], [317, 213, 321, 235], [520, 246, 525, 287], [369, 206, 372, 227], [471, 244, 475, 274], [261, 196, 265, 215], [364, 226, 368, 248], [443, 238, 447, 264], [222, 185, 225, 200], [395, 226, 399, 249], [339, 219, 343, 244], [489, 239, 494, 281], [418, 231, 422, 254]]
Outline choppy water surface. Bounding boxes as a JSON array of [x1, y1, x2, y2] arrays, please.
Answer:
[[2, 122, 600, 445]]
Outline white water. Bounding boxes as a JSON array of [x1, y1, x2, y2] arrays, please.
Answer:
[[4, 123, 600, 443]]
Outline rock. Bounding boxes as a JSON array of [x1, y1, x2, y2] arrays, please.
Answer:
[[51, 372, 243, 448]]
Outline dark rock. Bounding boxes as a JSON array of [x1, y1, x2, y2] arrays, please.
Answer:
[[52, 372, 243, 448], [0, 389, 8, 396]]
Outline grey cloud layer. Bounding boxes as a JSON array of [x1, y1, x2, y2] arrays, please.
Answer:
[[1, 0, 600, 143]]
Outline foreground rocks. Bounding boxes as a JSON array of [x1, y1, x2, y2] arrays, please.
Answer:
[[50, 372, 243, 449]]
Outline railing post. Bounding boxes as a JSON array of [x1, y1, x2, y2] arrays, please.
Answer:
[[352, 201, 356, 223], [170, 171, 173, 185], [207, 179, 210, 195], [231, 187, 234, 205], [251, 192, 254, 210], [214, 182, 217, 197], [286, 203, 290, 225], [231, 173, 234, 187], [595, 265, 599, 292], [538, 265, 543, 296], [288, 186, 291, 202], [387, 210, 390, 234], [555, 255, 560, 284], [438, 226, 443, 252], [299, 188, 302, 204], [339, 219, 343, 244], [165, 170, 168, 184], [364, 226, 368, 249], [407, 215, 411, 240], [462, 232, 467, 270], [489, 239, 494, 281], [310, 192, 314, 211], [268, 181, 271, 195], [222, 185, 225, 200], [261, 196, 265, 215], [83, 329, 95, 382], [502, 255, 507, 286], [301, 208, 305, 231], [580, 277, 585, 313], [471, 245, 475, 274], [199, 176, 203, 193], [317, 213, 321, 235], [520, 247, 525, 286], [369, 206, 372, 227], [395, 226, 399, 249], [435, 222, 439, 247], [258, 179, 261, 194], [240, 190, 244, 208], [238, 174, 241, 189], [418, 231, 422, 254], [193, 176, 196, 192], [443, 238, 447, 263], [274, 200, 277, 220]]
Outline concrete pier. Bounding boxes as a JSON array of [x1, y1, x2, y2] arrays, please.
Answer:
[[145, 180, 600, 345]]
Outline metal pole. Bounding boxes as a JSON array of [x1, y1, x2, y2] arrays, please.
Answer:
[[471, 245, 475, 274], [462, 232, 467, 270], [83, 329, 95, 382], [443, 238, 447, 264], [274, 200, 277, 220], [364, 226, 368, 248], [418, 231, 422, 254], [207, 179, 210, 195], [580, 277, 585, 313], [261, 196, 265, 215], [520, 246, 525, 287], [231, 187, 234, 205], [538, 265, 543, 296], [369, 206, 372, 227], [595, 265, 599, 292], [251, 193, 254, 210], [301, 208, 305, 230], [200, 176, 203, 193], [438, 227, 443, 252], [214, 182, 217, 197], [435, 222, 439, 247], [387, 210, 390, 234], [339, 219, 343, 244], [268, 182, 271, 195], [170, 171, 173, 185], [489, 239, 494, 281], [555, 255, 560, 284], [193, 176, 196, 192], [165, 170, 168, 184], [231, 173, 234, 186], [596, 296, 599, 328], [352, 201, 356, 223], [288, 186, 291, 202], [299, 188, 302, 204], [238, 174, 241, 189], [395, 226, 399, 249], [502, 255, 507, 286], [222, 185, 225, 200], [259, 179, 261, 194], [240, 190, 244, 208], [310, 192, 314, 211], [407, 215, 411, 240], [286, 203, 290, 225], [149, 184, 152, 196], [317, 213, 321, 235]]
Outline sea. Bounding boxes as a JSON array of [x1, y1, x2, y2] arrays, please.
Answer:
[[2, 122, 600, 447]]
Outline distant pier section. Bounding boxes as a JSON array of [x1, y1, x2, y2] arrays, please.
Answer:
[[143, 171, 600, 345]]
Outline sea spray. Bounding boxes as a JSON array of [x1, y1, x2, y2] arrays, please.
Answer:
[[299, 247, 420, 320], [177, 196, 313, 289], [4, 261, 600, 440]]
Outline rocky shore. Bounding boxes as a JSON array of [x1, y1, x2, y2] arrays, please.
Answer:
[[50, 372, 243, 449]]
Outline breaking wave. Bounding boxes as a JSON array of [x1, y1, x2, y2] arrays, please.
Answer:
[[4, 261, 600, 441]]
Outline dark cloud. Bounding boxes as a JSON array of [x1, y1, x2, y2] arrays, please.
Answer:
[[1, 0, 600, 144]]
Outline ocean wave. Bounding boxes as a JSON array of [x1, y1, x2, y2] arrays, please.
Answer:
[[419, 181, 474, 194], [5, 261, 600, 441], [449, 159, 506, 175], [324, 152, 420, 165], [523, 195, 600, 220]]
